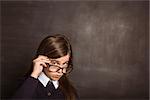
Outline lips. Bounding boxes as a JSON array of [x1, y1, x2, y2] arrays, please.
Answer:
[[53, 75, 61, 79]]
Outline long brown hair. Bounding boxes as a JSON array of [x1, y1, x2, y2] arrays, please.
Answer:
[[36, 34, 77, 100]]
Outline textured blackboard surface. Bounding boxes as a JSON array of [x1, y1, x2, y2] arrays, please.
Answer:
[[1, 1, 149, 100]]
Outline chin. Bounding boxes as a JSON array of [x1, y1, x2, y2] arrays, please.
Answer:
[[52, 79, 59, 81], [51, 77, 60, 81]]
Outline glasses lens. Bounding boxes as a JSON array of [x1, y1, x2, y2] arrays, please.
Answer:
[[48, 64, 72, 74], [49, 65, 59, 71]]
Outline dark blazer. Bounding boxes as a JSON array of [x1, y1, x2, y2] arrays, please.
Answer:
[[13, 76, 65, 100]]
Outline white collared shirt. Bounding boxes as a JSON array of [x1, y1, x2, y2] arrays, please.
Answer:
[[38, 72, 59, 89]]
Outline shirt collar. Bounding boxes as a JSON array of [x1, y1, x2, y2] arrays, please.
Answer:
[[38, 72, 59, 89]]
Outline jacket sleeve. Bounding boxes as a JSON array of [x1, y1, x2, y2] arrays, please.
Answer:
[[12, 76, 39, 99]]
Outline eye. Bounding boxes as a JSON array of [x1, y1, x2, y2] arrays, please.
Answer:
[[64, 63, 68, 66], [51, 60, 60, 65], [52, 62, 56, 65], [63, 63, 68, 68], [64, 61, 69, 65]]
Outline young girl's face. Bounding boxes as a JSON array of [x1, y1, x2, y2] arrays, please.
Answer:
[[44, 54, 70, 81]]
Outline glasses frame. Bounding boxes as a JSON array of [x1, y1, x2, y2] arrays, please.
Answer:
[[46, 63, 73, 74]]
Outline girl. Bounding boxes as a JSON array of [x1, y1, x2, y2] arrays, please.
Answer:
[[13, 34, 78, 100]]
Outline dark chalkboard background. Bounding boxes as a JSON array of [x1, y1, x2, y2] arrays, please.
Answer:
[[1, 1, 149, 100]]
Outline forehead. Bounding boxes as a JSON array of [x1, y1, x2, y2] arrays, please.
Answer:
[[50, 54, 70, 64]]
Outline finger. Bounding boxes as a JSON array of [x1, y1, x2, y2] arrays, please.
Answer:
[[38, 55, 49, 59], [33, 55, 48, 61], [39, 59, 51, 63], [33, 59, 51, 65], [34, 58, 50, 62], [34, 56, 50, 62], [38, 61, 47, 68]]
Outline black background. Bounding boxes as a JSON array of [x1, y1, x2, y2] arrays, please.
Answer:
[[1, 1, 149, 100]]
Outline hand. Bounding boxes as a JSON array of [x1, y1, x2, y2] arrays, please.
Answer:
[[31, 55, 50, 79]]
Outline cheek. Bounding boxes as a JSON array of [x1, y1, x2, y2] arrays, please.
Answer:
[[44, 71, 62, 80], [45, 71, 54, 77], [43, 69, 53, 78], [43, 68, 63, 80]]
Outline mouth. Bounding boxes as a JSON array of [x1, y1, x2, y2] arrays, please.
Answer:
[[52, 75, 61, 79]]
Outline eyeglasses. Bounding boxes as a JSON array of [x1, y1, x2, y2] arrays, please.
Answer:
[[46, 63, 73, 74]]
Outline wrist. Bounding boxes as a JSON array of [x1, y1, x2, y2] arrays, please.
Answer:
[[31, 72, 39, 79]]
